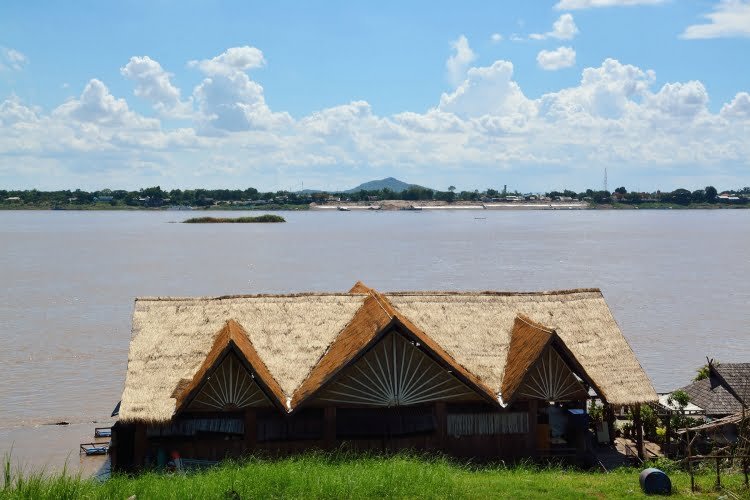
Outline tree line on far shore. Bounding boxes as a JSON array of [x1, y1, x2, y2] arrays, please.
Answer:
[[1, 184, 748, 208]]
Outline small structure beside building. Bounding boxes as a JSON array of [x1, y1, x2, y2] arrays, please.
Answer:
[[110, 283, 657, 471], [673, 362, 749, 419]]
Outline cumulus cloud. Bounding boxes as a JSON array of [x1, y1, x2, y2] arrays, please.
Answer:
[[681, 0, 750, 39], [647, 81, 709, 118], [0, 47, 28, 71], [530, 14, 579, 40], [490, 33, 503, 43], [121, 56, 193, 118], [1, 46, 750, 190], [721, 92, 750, 120], [53, 79, 158, 129], [538, 58, 654, 119], [188, 46, 265, 75], [446, 35, 477, 87], [190, 47, 291, 133], [555, 0, 665, 9], [439, 60, 535, 123], [537, 47, 577, 70]]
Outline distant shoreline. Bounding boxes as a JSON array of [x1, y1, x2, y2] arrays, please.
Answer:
[[2, 201, 749, 211]]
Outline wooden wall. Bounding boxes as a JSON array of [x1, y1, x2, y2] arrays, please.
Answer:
[[113, 400, 588, 471]]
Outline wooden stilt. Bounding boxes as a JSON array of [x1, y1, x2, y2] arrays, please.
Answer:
[[527, 400, 538, 457], [716, 456, 721, 490], [324, 407, 336, 449], [244, 409, 256, 452], [633, 405, 644, 461], [435, 401, 447, 451]]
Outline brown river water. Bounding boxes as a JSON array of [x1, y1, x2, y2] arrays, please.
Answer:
[[1, 209, 749, 473]]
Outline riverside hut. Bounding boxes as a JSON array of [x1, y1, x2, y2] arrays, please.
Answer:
[[110, 283, 657, 471]]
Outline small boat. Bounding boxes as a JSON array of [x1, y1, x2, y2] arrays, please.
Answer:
[[400, 204, 422, 211], [95, 427, 112, 438], [80, 442, 110, 456], [367, 205, 381, 211], [337, 206, 350, 211]]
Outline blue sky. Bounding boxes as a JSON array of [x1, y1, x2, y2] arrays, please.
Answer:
[[1, 0, 749, 192]]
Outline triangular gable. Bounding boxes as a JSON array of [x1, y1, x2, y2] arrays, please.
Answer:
[[291, 286, 498, 410], [313, 330, 483, 406], [173, 319, 286, 413], [290, 293, 394, 408], [501, 314, 588, 404]]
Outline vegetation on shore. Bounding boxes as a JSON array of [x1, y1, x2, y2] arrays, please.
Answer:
[[2, 453, 749, 499], [183, 215, 286, 223], [2, 183, 749, 210]]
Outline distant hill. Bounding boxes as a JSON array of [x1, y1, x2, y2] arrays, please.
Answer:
[[344, 177, 427, 193]]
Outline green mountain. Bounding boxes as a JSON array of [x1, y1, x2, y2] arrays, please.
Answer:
[[344, 177, 426, 193]]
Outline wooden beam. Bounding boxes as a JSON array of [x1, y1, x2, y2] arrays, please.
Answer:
[[633, 405, 644, 461]]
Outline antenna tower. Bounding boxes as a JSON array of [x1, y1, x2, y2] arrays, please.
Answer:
[[603, 167, 608, 192]]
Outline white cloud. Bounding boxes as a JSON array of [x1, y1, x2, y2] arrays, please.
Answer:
[[681, 0, 750, 39], [438, 61, 536, 123], [188, 46, 266, 76], [555, 0, 665, 9], [53, 79, 158, 129], [0, 47, 28, 71], [538, 58, 654, 119], [121, 56, 193, 118], [647, 81, 709, 118], [1, 47, 750, 190], [190, 47, 291, 133], [490, 33, 503, 43], [721, 92, 750, 120], [445, 35, 477, 87], [530, 14, 579, 40], [537, 47, 577, 70]]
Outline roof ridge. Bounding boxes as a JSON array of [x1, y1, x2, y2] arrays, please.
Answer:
[[135, 292, 365, 301]]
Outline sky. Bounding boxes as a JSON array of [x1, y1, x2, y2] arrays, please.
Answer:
[[1, 0, 749, 192]]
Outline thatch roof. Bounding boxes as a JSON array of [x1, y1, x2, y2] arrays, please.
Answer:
[[385, 289, 656, 407], [119, 285, 657, 423]]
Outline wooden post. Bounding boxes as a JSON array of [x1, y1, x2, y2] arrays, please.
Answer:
[[244, 408, 256, 452], [715, 456, 721, 490], [633, 405, 644, 461], [687, 430, 695, 492], [605, 404, 616, 446], [133, 423, 148, 468], [435, 402, 447, 451], [664, 411, 671, 457], [527, 400, 538, 457], [324, 407, 336, 449]]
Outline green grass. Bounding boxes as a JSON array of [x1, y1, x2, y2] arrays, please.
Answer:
[[183, 214, 286, 223], [2, 453, 748, 499]]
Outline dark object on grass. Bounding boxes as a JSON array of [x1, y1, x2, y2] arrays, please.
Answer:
[[183, 215, 285, 223], [639, 468, 671, 495]]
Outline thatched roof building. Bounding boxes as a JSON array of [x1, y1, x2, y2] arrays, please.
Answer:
[[120, 284, 655, 423], [113, 282, 656, 470]]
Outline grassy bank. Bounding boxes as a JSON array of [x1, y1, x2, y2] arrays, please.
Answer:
[[183, 215, 286, 223], [2, 453, 748, 499]]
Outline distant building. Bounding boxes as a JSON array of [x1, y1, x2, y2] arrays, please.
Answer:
[[4, 196, 21, 202]]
